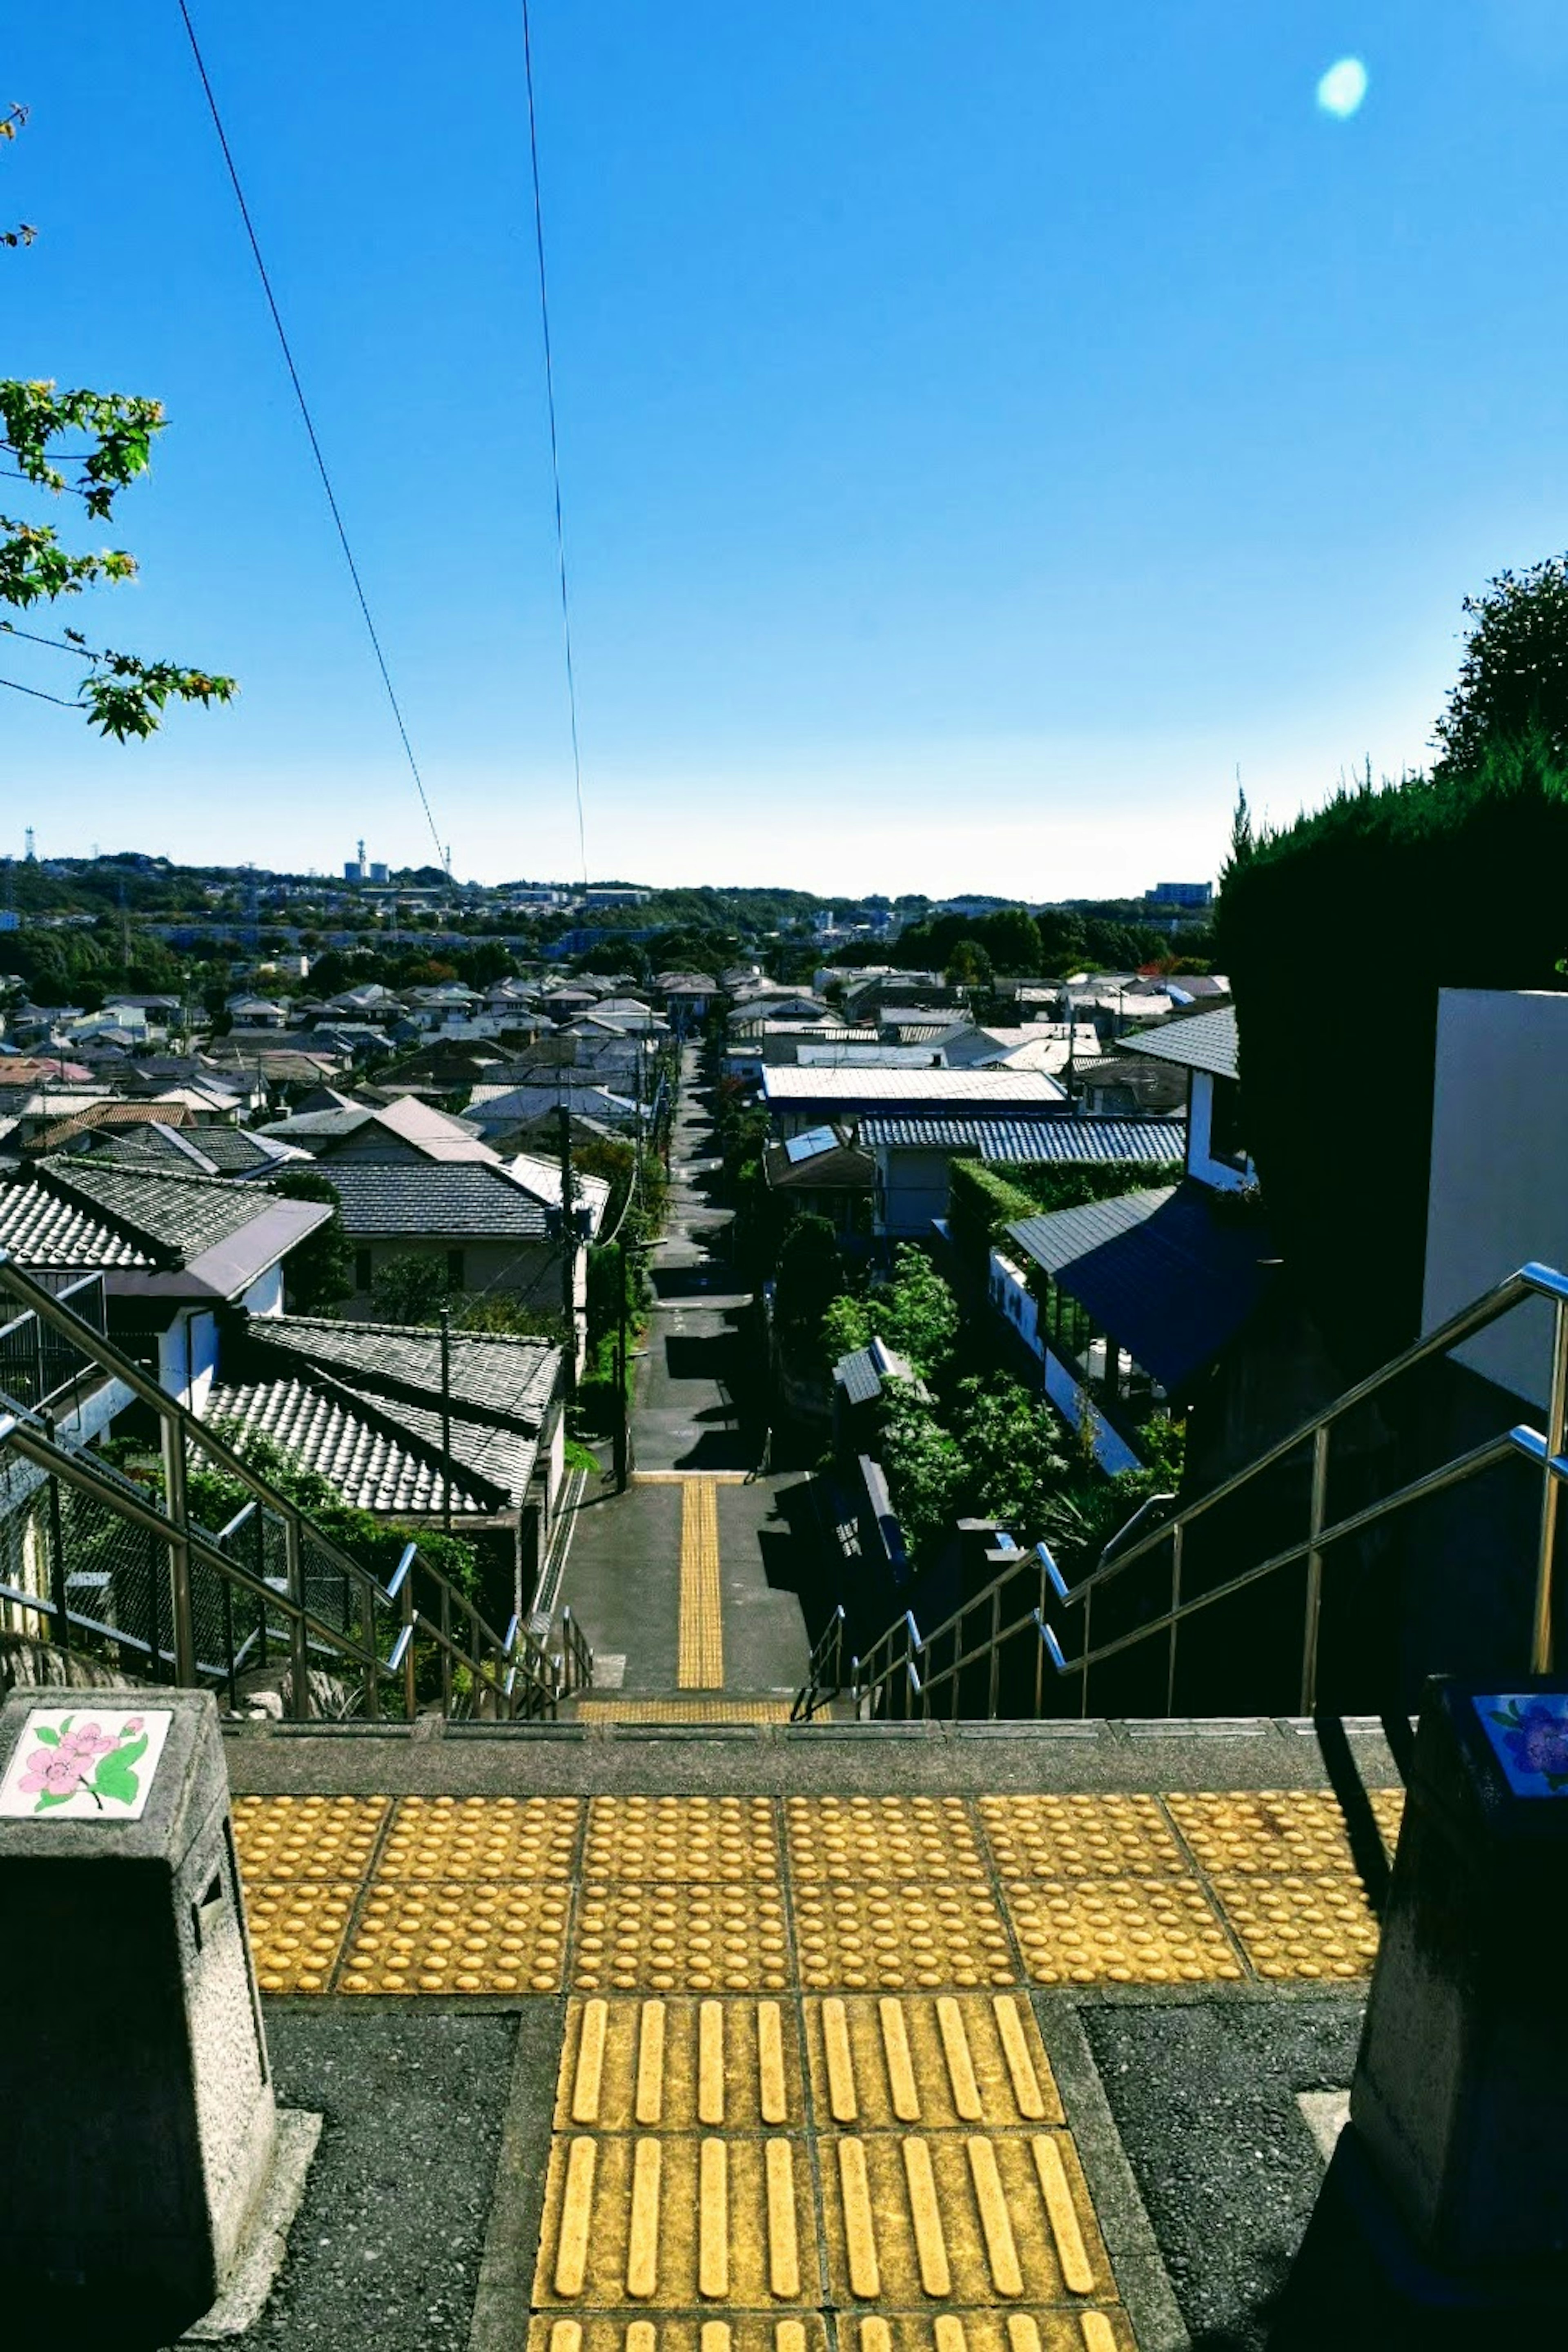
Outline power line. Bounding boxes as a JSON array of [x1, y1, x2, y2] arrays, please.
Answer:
[[520, 0, 589, 886], [173, 0, 449, 875]]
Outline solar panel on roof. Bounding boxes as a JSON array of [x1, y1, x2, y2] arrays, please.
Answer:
[[784, 1125, 839, 1164]]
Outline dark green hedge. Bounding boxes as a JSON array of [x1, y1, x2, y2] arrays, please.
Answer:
[[1215, 736, 1568, 1376], [949, 1157, 1182, 1274]]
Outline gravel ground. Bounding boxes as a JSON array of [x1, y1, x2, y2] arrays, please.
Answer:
[[1083, 1993, 1365, 2352], [237, 2010, 517, 2350]]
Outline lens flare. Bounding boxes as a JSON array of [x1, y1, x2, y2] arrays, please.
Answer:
[[1316, 57, 1370, 118]]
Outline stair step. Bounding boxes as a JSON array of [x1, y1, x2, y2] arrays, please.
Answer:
[[568, 1693, 799, 1724]]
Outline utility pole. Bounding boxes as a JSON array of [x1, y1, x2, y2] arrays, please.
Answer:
[[614, 1236, 631, 1490], [558, 1105, 577, 1394], [439, 1305, 454, 1534]]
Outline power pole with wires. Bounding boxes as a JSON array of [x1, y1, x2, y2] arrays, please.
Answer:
[[558, 1105, 577, 1392]]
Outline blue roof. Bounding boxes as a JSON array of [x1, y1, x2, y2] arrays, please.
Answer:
[[857, 1115, 1183, 1163], [1006, 1180, 1276, 1394]]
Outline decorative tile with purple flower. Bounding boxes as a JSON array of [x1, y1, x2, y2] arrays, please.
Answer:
[[0, 1706, 173, 1821], [1475, 1693, 1568, 1797]]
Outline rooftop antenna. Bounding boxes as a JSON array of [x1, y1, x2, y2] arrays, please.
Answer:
[[24, 826, 36, 862]]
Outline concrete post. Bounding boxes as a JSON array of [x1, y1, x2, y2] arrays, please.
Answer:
[[0, 1686, 276, 2335], [1344, 1674, 1568, 2307]]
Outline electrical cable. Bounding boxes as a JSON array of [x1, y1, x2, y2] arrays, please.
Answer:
[[520, 0, 589, 886], [173, 0, 449, 875]]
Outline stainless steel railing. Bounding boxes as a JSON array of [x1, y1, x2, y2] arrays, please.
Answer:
[[0, 1251, 576, 1722], [795, 1258, 1568, 1725], [789, 1603, 846, 1721]]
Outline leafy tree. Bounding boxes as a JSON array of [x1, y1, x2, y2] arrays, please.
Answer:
[[950, 1375, 1071, 1547], [977, 906, 1043, 974], [1, 107, 235, 737], [947, 939, 993, 991], [268, 1170, 353, 1312], [880, 1388, 967, 1554], [775, 1214, 845, 1341], [1433, 558, 1568, 773], [819, 1292, 873, 1366], [1036, 910, 1087, 973], [872, 1247, 959, 1379], [371, 1250, 453, 1324]]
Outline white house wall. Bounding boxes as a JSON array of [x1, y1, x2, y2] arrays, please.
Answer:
[[1185, 1070, 1254, 1194]]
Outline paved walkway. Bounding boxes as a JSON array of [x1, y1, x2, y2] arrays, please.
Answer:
[[552, 1047, 810, 1706]]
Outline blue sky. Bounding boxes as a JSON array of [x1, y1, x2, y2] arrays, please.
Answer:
[[7, 4, 1568, 894]]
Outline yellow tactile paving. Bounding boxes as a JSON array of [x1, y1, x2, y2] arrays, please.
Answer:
[[836, 2320, 1134, 2352], [575, 1699, 795, 1723], [245, 1880, 359, 1993], [232, 1795, 389, 1881], [786, 1796, 987, 1879], [804, 1994, 1064, 2131], [978, 1795, 1186, 1880], [1209, 1871, 1381, 1981], [585, 1797, 781, 1881], [337, 1879, 572, 1993], [1003, 1878, 1243, 1986], [677, 1478, 724, 1688], [1370, 1786, 1405, 1849], [526, 2322, 831, 2352], [1164, 1790, 1368, 1876], [532, 2132, 818, 2309], [792, 1880, 1015, 1990], [821, 2128, 1111, 2308], [575, 1882, 793, 1992], [375, 1795, 581, 1879], [555, 1998, 806, 2132]]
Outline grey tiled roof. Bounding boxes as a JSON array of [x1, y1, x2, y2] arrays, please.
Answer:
[[856, 1116, 1184, 1162], [309, 1161, 551, 1239], [205, 1373, 532, 1515], [1115, 1004, 1238, 1082], [249, 1315, 560, 1430], [0, 1159, 278, 1269]]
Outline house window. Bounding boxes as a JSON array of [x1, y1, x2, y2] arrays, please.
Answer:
[[447, 1248, 466, 1292], [1209, 1076, 1248, 1169], [354, 1250, 372, 1292]]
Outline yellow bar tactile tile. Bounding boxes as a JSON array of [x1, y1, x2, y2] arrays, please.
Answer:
[[575, 1882, 792, 1993], [1209, 1871, 1380, 1980], [821, 2128, 1110, 2308], [532, 2132, 818, 2309], [338, 1879, 572, 1993], [678, 1478, 724, 1689], [555, 1996, 806, 2132], [786, 1796, 987, 1879], [837, 2319, 1134, 2352], [526, 2321, 831, 2352], [375, 1794, 581, 1879], [585, 1797, 781, 1881], [1164, 1791, 1368, 1876], [246, 1880, 359, 1993], [1003, 1878, 1242, 1986], [232, 1794, 388, 1881], [978, 1796, 1186, 1881], [804, 1993, 1064, 2132], [575, 1699, 795, 1723], [792, 1880, 1015, 1990]]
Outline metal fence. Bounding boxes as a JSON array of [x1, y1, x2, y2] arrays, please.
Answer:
[[0, 1251, 588, 1722]]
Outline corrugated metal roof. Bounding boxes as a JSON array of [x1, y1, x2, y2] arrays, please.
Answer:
[[1006, 1181, 1275, 1393], [763, 1067, 1066, 1104], [1115, 1004, 1238, 1081], [858, 1116, 1184, 1162]]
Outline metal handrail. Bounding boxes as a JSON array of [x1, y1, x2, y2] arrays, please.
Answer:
[[794, 1257, 1568, 1726], [790, 1603, 846, 1722], [0, 1254, 567, 1723]]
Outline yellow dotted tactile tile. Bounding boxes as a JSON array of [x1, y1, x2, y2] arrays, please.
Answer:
[[836, 2319, 1133, 2352], [678, 1477, 724, 1689], [532, 2132, 818, 2309], [338, 1879, 572, 1993], [527, 2322, 831, 2352], [555, 1997, 806, 2132], [791, 1881, 1014, 1990], [1209, 1872, 1380, 1981], [245, 1880, 358, 1993], [1370, 1786, 1405, 1849], [232, 1795, 388, 1881], [978, 1796, 1185, 1881], [575, 1699, 795, 1724], [804, 1994, 1064, 2132], [1003, 1879, 1242, 1986], [375, 1794, 581, 1879], [1163, 1791, 1365, 1876], [821, 2127, 1110, 2308], [786, 1797, 987, 1880], [585, 1797, 781, 1881], [575, 1883, 792, 1992]]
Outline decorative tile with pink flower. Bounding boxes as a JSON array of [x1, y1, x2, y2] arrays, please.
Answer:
[[0, 1706, 173, 1821], [1475, 1692, 1568, 1798]]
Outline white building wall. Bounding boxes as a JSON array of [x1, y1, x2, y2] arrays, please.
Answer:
[[1185, 1070, 1254, 1194], [1422, 989, 1568, 1408]]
